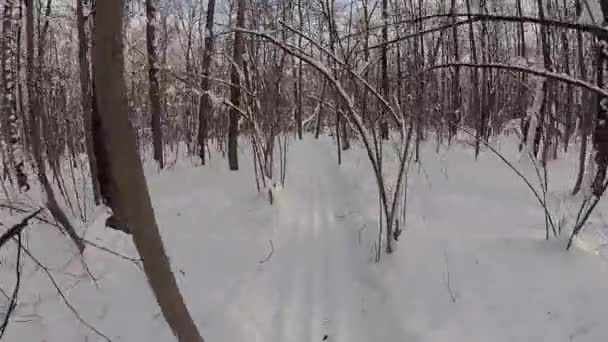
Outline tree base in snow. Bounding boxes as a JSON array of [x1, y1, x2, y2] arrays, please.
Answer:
[[105, 214, 131, 234]]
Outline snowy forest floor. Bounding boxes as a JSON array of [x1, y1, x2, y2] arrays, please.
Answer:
[[3, 134, 608, 341]]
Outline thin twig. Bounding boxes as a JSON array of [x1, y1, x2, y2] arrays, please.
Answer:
[[567, 181, 608, 250], [0, 209, 43, 250], [259, 240, 274, 264], [80, 238, 143, 271], [0, 233, 23, 339], [17, 244, 112, 342], [443, 251, 456, 303]]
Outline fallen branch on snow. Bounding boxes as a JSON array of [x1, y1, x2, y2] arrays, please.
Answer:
[[0, 232, 24, 340], [443, 251, 456, 303], [259, 240, 274, 264], [17, 243, 112, 342]]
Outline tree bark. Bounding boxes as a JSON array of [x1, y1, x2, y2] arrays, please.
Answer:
[[572, 19, 589, 195], [197, 0, 216, 165], [77, 0, 101, 204], [295, 0, 303, 140], [449, 0, 461, 141], [93, 1, 204, 340], [2, 0, 28, 191], [146, 0, 164, 169], [380, 0, 389, 140], [228, 0, 246, 171], [591, 1, 608, 197], [24, 0, 85, 252]]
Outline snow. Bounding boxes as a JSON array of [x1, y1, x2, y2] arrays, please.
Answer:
[[3, 135, 608, 341]]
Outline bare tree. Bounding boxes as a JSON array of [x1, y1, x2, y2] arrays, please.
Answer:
[[92, 1, 204, 340], [228, 0, 246, 171], [147, 0, 165, 168], [77, 0, 101, 204], [591, 0, 608, 197], [197, 0, 217, 165], [2, 0, 28, 191]]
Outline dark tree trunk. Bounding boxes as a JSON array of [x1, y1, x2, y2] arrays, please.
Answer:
[[449, 0, 461, 140], [77, 0, 101, 204], [591, 0, 608, 196], [2, 0, 28, 191], [228, 0, 246, 171], [93, 1, 205, 340], [573, 23, 589, 195], [146, 0, 164, 168], [197, 0, 216, 165], [380, 0, 389, 140]]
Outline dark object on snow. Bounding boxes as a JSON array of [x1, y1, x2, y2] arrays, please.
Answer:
[[322, 334, 328, 340], [393, 219, 402, 241], [105, 214, 131, 234], [15, 162, 30, 192]]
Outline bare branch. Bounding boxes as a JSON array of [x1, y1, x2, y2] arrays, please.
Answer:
[[0, 233, 23, 339], [427, 62, 608, 97], [0, 209, 43, 250], [18, 244, 113, 342], [347, 13, 608, 43]]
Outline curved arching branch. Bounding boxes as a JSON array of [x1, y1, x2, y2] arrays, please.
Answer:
[[427, 62, 608, 97], [362, 13, 608, 51]]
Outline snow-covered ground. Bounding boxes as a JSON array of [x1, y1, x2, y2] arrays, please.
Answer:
[[2, 134, 608, 341]]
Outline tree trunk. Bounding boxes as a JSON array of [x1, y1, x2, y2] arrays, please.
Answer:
[[76, 0, 101, 204], [380, 0, 389, 140], [449, 0, 461, 141], [516, 0, 528, 151], [24, 0, 85, 252], [197, 0, 216, 165], [228, 0, 246, 171], [93, 1, 204, 340], [465, 0, 481, 158], [146, 0, 164, 169], [295, 0, 303, 140], [591, 1, 608, 197], [536, 0, 553, 163], [2, 0, 29, 191], [573, 24, 589, 195]]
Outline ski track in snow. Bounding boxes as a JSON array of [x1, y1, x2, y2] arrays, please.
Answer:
[[226, 142, 412, 342]]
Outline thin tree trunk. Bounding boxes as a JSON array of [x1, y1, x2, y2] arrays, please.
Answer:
[[295, 0, 303, 140], [314, 79, 326, 139], [197, 0, 216, 165], [379, 0, 389, 140], [77, 0, 100, 204], [2, 0, 28, 191], [93, 1, 204, 340], [573, 23, 589, 195], [450, 0, 460, 141], [146, 0, 164, 169], [517, 0, 528, 151], [465, 0, 481, 158], [536, 0, 553, 163], [591, 1, 608, 197], [25, 0, 85, 252], [228, 0, 246, 171]]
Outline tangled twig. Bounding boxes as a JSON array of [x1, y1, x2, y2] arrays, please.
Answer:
[[0, 209, 43, 250], [17, 244, 112, 342], [0, 233, 23, 340]]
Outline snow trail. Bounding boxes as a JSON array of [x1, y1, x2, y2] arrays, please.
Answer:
[[226, 141, 415, 341], [7, 136, 608, 342]]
